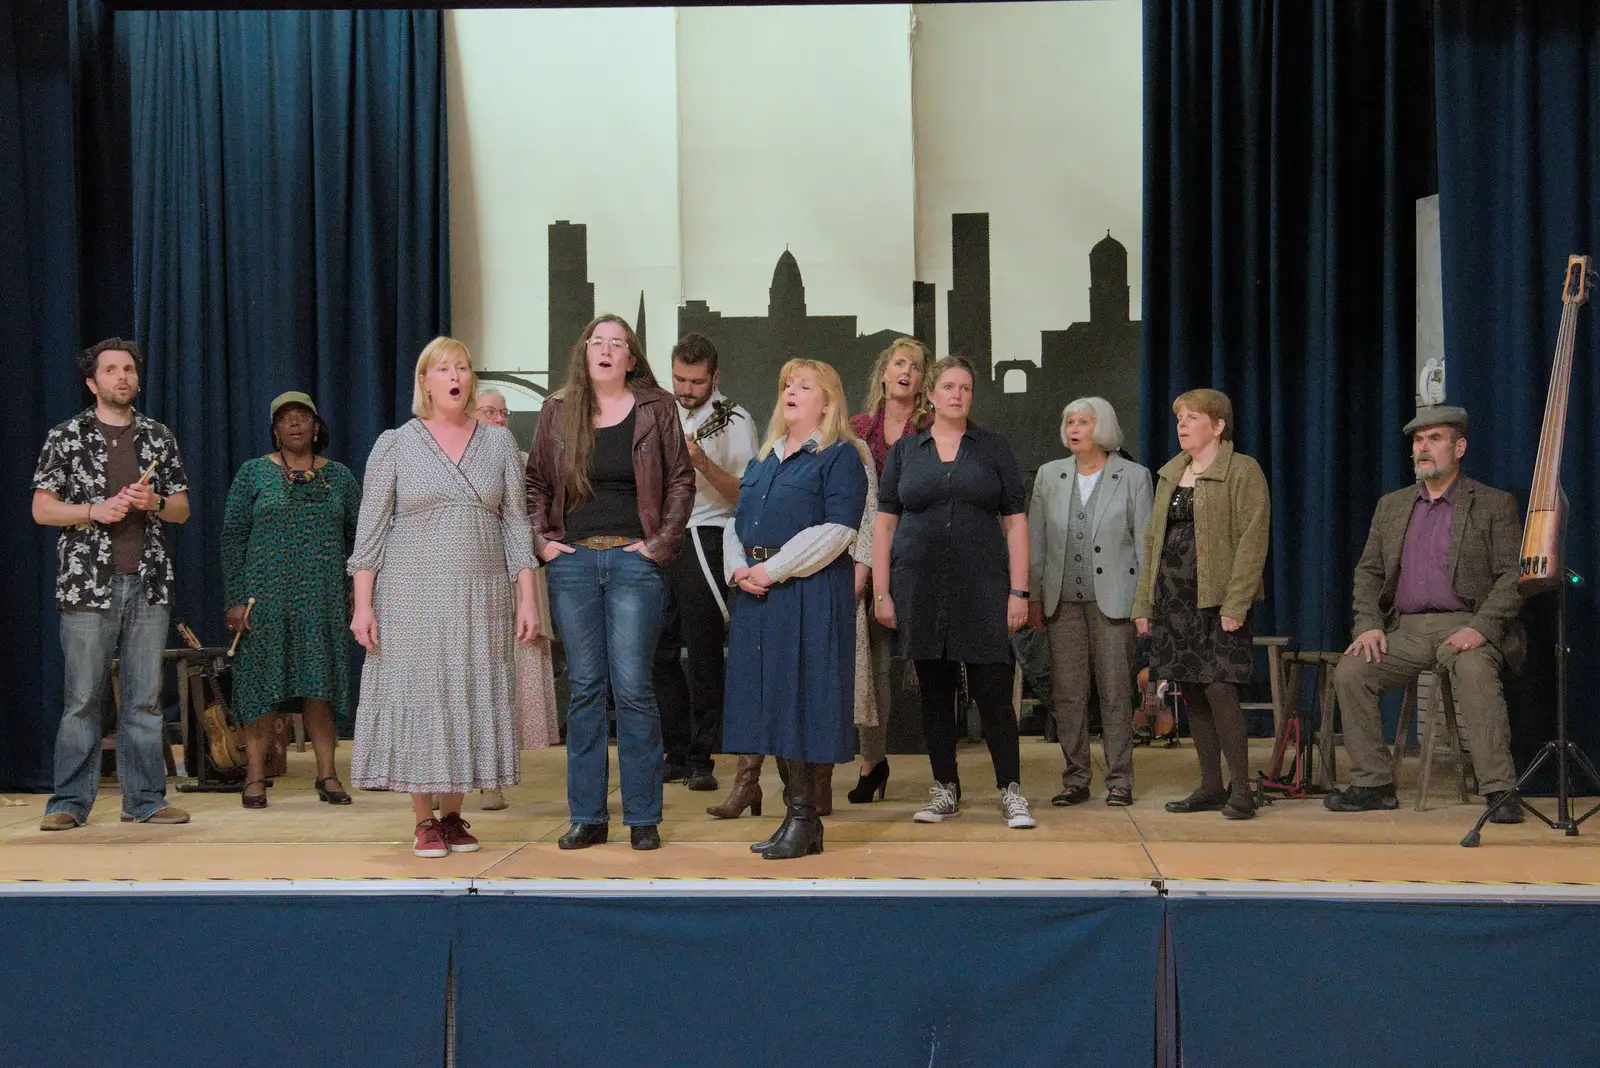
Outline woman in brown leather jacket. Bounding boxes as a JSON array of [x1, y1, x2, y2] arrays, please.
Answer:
[[527, 314, 696, 851]]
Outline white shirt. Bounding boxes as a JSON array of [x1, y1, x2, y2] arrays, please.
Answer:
[[681, 391, 759, 528], [1076, 468, 1103, 504]]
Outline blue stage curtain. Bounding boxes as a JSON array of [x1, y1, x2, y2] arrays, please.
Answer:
[[0, 895, 451, 1067], [453, 895, 1164, 1068], [1140, 0, 1435, 650], [120, 8, 449, 640], [1434, 3, 1600, 787], [1169, 897, 1600, 1067], [0, 1, 101, 790]]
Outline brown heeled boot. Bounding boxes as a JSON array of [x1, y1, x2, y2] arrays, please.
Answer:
[[812, 762, 834, 817], [706, 754, 764, 819]]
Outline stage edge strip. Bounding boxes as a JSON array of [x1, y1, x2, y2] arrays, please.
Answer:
[[1160, 879, 1600, 903]]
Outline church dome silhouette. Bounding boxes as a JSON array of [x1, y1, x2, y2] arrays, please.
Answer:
[[1090, 230, 1127, 279], [769, 248, 807, 318]]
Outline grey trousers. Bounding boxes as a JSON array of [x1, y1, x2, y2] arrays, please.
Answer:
[[1333, 611, 1517, 794], [858, 614, 896, 763], [1044, 600, 1135, 791]]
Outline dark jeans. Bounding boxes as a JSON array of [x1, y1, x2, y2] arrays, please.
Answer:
[[546, 546, 669, 827], [653, 527, 726, 772], [915, 659, 1021, 790]]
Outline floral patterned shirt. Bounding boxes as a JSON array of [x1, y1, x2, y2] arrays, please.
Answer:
[[31, 408, 190, 610]]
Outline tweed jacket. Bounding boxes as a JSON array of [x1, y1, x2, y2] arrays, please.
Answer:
[[1350, 475, 1524, 666], [1028, 452, 1154, 619], [1132, 441, 1270, 622]]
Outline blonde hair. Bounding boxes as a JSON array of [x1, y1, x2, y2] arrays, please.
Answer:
[[412, 336, 477, 418], [862, 337, 934, 417], [1060, 397, 1124, 450], [758, 359, 855, 460], [1173, 388, 1234, 441]]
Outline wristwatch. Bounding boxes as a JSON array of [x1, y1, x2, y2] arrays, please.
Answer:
[[155, 493, 167, 514], [1009, 588, 1029, 599]]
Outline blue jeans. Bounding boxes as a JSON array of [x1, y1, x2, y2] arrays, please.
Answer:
[[48, 574, 172, 822], [547, 546, 668, 827]]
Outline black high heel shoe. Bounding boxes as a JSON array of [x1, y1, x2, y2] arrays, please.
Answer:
[[847, 759, 890, 803], [241, 779, 269, 809], [315, 777, 353, 805]]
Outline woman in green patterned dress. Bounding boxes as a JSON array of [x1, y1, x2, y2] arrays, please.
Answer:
[[221, 392, 361, 809]]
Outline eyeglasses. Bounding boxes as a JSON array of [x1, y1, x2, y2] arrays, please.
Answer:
[[585, 338, 629, 353], [476, 406, 510, 419]]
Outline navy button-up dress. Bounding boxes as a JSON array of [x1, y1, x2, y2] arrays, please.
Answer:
[[723, 437, 868, 764], [880, 422, 1026, 664]]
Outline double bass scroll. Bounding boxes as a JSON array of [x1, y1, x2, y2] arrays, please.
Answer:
[[1519, 254, 1593, 591]]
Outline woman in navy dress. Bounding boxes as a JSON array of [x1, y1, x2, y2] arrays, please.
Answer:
[[723, 359, 868, 860]]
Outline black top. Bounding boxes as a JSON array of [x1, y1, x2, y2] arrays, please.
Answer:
[[96, 418, 147, 575], [564, 408, 645, 542], [880, 421, 1026, 663]]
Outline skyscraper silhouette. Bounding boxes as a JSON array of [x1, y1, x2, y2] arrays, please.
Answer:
[[948, 213, 993, 383], [549, 221, 595, 367]]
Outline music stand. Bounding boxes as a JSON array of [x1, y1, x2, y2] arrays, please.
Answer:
[[1462, 564, 1600, 845]]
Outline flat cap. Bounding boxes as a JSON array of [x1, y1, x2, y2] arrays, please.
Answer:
[[1402, 404, 1468, 436], [270, 391, 318, 420]]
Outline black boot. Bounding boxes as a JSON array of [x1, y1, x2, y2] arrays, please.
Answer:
[[762, 762, 823, 860], [751, 757, 793, 853]]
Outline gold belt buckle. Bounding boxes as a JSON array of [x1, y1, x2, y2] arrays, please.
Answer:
[[749, 546, 775, 562], [575, 535, 634, 551]]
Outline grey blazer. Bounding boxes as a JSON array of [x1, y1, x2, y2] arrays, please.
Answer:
[[1027, 452, 1154, 619]]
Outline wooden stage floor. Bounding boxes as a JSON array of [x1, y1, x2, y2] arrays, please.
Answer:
[[3, 739, 1599, 895]]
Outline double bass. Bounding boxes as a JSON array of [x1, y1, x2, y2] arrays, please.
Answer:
[[1519, 254, 1592, 592]]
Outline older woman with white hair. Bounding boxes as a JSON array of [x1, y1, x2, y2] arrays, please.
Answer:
[[1026, 397, 1153, 807]]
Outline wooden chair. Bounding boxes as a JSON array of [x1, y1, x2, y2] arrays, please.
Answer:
[[1243, 636, 1292, 737]]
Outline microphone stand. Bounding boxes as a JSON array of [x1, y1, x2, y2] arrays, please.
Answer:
[[1463, 558, 1600, 846]]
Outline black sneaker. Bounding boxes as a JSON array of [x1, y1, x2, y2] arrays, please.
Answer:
[[1051, 784, 1092, 807], [1485, 790, 1525, 824], [1323, 783, 1399, 812], [661, 760, 689, 784], [684, 769, 719, 792], [631, 825, 662, 850]]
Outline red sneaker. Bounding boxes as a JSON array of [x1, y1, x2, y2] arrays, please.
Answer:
[[413, 819, 449, 859], [439, 812, 480, 854]]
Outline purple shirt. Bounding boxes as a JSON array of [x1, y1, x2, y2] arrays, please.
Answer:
[[1393, 479, 1468, 615]]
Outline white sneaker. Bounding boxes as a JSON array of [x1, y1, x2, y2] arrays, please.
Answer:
[[1001, 783, 1036, 829], [913, 782, 961, 823]]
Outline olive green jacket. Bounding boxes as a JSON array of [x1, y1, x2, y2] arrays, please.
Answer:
[[1131, 441, 1270, 622]]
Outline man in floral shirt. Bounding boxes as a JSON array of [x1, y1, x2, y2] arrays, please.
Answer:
[[31, 339, 192, 830]]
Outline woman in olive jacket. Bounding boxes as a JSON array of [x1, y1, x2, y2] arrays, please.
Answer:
[[1132, 389, 1269, 819]]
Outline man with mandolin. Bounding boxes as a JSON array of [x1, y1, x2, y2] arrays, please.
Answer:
[[654, 332, 760, 792], [1326, 405, 1525, 823]]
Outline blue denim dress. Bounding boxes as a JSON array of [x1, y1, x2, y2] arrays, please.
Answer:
[[723, 438, 867, 764]]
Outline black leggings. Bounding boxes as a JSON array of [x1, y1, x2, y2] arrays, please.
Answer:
[[1183, 682, 1250, 793], [916, 659, 1021, 790]]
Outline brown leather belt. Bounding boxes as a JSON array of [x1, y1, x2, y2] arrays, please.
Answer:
[[747, 546, 782, 562], [574, 535, 634, 551]]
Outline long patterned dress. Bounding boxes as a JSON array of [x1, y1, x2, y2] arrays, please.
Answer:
[[220, 457, 360, 726], [348, 421, 536, 792], [1148, 486, 1254, 685]]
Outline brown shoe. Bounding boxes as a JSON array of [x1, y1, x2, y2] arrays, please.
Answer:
[[706, 754, 764, 819], [40, 812, 80, 831], [812, 763, 834, 817], [121, 806, 191, 824]]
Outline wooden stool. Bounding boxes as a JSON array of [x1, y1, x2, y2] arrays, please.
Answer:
[[1278, 650, 1344, 790], [1242, 636, 1292, 737], [1392, 671, 1476, 810]]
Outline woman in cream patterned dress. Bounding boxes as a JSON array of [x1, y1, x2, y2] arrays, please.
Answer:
[[348, 338, 539, 858]]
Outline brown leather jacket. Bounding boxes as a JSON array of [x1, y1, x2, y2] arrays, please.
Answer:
[[525, 386, 696, 564]]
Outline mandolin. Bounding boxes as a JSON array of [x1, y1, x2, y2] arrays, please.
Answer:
[[174, 621, 249, 771], [691, 396, 744, 444], [1519, 255, 1592, 591]]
